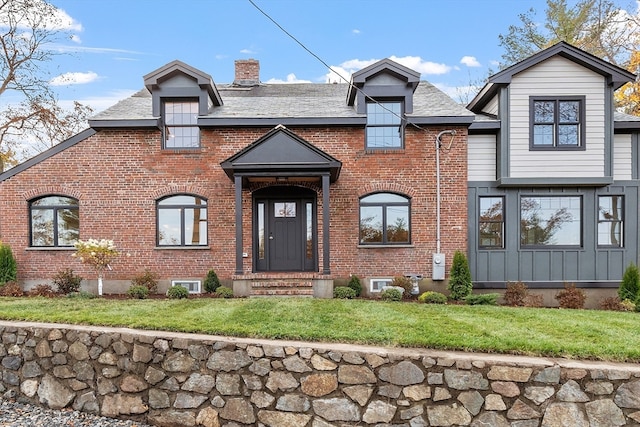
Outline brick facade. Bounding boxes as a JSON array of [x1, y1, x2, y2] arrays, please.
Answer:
[[0, 124, 468, 291]]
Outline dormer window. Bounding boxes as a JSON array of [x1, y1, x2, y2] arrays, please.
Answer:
[[530, 97, 585, 150], [163, 100, 199, 149], [366, 101, 403, 149]]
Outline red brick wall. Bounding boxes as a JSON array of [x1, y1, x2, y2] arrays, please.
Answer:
[[0, 125, 468, 285]]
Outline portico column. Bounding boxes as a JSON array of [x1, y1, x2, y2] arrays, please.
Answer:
[[322, 174, 330, 275], [234, 175, 243, 275]]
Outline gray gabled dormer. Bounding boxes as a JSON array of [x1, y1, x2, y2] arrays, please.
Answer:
[[143, 60, 222, 117], [346, 58, 420, 114]]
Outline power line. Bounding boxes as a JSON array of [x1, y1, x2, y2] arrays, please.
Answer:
[[247, 0, 434, 135]]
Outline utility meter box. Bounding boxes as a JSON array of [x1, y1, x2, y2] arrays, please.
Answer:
[[432, 253, 445, 281]]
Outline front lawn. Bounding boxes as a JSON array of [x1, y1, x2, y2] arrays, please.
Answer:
[[0, 297, 638, 362]]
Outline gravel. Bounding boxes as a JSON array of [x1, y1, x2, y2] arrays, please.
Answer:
[[0, 397, 153, 427]]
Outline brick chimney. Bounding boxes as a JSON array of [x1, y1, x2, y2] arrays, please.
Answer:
[[234, 59, 260, 86]]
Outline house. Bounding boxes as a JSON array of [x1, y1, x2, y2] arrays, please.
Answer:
[[467, 42, 640, 305], [0, 42, 638, 305], [0, 57, 472, 297]]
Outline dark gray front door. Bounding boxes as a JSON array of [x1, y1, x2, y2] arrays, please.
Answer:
[[254, 187, 316, 272], [269, 201, 302, 271]]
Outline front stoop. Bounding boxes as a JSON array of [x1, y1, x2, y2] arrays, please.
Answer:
[[232, 273, 334, 298], [251, 279, 314, 297]]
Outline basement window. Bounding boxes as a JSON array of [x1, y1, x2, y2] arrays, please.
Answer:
[[172, 280, 201, 294], [370, 278, 393, 293]]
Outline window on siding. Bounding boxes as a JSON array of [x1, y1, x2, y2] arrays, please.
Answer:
[[29, 196, 79, 247], [520, 196, 582, 247], [359, 193, 410, 245], [163, 100, 199, 149], [479, 196, 504, 248], [530, 97, 584, 149], [598, 195, 623, 247], [157, 195, 207, 246], [366, 101, 403, 149]]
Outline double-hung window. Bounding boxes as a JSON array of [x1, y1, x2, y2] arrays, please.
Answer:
[[359, 193, 410, 245], [29, 196, 79, 247], [520, 196, 582, 247], [598, 195, 623, 247], [479, 196, 504, 249], [163, 100, 199, 149], [157, 195, 207, 246], [366, 101, 403, 149], [530, 97, 584, 149]]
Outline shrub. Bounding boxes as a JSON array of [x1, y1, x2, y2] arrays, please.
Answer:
[[66, 291, 97, 299], [418, 291, 447, 304], [391, 276, 413, 299], [619, 263, 640, 302], [334, 286, 356, 299], [52, 268, 83, 295], [524, 294, 544, 308], [555, 282, 586, 309], [0, 281, 23, 297], [465, 293, 500, 305], [214, 286, 233, 299], [448, 251, 472, 300], [380, 287, 402, 302], [347, 275, 362, 297], [127, 285, 149, 299], [131, 269, 158, 293], [600, 296, 634, 312], [28, 284, 57, 298], [167, 285, 189, 299], [203, 269, 221, 293], [504, 281, 528, 307], [0, 242, 17, 285]]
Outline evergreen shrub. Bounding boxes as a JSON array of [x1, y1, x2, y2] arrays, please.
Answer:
[[204, 269, 221, 293], [448, 250, 472, 300]]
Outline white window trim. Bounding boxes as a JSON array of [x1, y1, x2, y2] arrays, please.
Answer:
[[370, 278, 393, 293], [171, 280, 201, 294]]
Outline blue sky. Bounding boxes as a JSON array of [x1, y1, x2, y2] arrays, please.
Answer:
[[46, 0, 636, 113]]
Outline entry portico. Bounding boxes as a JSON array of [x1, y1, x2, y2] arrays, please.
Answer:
[[221, 125, 342, 276]]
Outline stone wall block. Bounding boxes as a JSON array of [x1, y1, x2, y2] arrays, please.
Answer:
[[614, 380, 640, 408], [37, 374, 75, 410], [487, 366, 533, 382], [162, 351, 196, 372], [313, 397, 360, 422], [337, 365, 376, 384], [426, 403, 472, 426], [444, 369, 488, 390], [541, 402, 588, 426], [300, 373, 338, 397], [379, 361, 425, 386], [68, 341, 89, 360], [206, 350, 251, 372]]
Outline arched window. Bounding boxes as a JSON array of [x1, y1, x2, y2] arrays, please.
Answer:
[[157, 195, 207, 246], [29, 196, 79, 247], [359, 193, 410, 245]]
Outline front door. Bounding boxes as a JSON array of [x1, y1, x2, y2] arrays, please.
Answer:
[[254, 187, 316, 272]]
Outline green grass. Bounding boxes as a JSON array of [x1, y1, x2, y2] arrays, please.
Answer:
[[1, 297, 639, 362]]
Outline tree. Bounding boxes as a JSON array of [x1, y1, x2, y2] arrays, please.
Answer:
[[498, 0, 640, 113], [0, 0, 92, 171], [448, 250, 473, 300]]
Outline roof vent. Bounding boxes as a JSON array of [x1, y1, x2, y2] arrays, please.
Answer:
[[234, 59, 260, 87]]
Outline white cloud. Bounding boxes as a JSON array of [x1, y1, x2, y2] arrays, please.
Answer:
[[240, 48, 257, 55], [352, 29, 361, 35], [460, 56, 481, 67], [70, 34, 82, 44], [49, 71, 99, 86], [322, 55, 453, 83], [265, 73, 312, 84]]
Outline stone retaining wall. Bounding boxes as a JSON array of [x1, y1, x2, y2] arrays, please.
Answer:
[[1, 321, 640, 426]]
